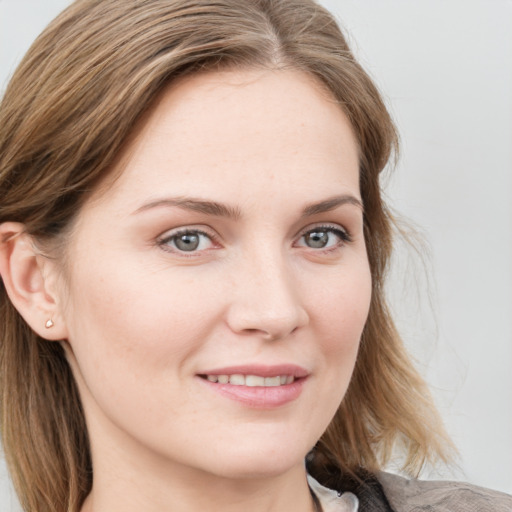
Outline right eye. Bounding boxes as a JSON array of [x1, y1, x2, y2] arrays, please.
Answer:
[[158, 229, 215, 253]]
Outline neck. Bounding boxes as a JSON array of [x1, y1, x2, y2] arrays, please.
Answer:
[[78, 387, 318, 512], [80, 411, 315, 512], [82, 461, 316, 512]]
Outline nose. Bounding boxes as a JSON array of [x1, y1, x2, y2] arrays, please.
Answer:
[[225, 249, 309, 341]]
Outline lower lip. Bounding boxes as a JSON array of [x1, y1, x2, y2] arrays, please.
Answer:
[[198, 377, 306, 409]]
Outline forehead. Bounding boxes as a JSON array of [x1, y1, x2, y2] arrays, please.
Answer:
[[88, 68, 361, 211]]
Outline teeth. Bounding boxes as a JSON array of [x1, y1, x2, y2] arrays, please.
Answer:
[[204, 374, 295, 386], [229, 374, 245, 386], [246, 375, 265, 387], [264, 376, 281, 387]]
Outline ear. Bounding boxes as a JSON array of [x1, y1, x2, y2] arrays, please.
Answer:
[[0, 222, 69, 341]]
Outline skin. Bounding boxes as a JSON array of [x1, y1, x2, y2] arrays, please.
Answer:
[[1, 69, 372, 512]]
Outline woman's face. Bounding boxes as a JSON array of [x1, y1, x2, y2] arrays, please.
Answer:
[[57, 69, 371, 480]]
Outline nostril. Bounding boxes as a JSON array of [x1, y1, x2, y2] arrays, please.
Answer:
[[225, 271, 309, 339]]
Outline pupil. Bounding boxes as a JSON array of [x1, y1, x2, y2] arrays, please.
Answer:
[[175, 233, 200, 251], [306, 231, 328, 248]]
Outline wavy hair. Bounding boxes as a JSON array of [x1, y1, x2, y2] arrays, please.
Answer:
[[0, 0, 452, 510]]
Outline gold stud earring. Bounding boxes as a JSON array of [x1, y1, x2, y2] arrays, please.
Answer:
[[45, 319, 54, 329]]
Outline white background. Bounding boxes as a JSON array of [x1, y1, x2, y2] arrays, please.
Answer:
[[1, 1, 511, 509]]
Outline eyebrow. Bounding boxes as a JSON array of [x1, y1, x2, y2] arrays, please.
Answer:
[[133, 194, 363, 219], [301, 194, 363, 217], [133, 197, 242, 219]]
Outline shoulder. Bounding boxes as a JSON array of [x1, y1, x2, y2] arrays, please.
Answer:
[[376, 471, 512, 512]]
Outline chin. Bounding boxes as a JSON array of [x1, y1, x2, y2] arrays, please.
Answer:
[[206, 457, 304, 481], [191, 437, 313, 481]]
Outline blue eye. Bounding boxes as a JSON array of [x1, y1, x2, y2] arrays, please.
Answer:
[[298, 226, 350, 249], [160, 229, 214, 253]]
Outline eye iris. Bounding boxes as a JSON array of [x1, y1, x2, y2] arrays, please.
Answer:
[[175, 233, 200, 251], [305, 230, 329, 248]]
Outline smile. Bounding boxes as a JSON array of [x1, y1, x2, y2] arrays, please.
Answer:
[[197, 365, 308, 408], [202, 374, 295, 386]]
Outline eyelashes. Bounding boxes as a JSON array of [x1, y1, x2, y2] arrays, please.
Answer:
[[158, 228, 218, 254], [157, 224, 352, 256], [295, 225, 352, 250]]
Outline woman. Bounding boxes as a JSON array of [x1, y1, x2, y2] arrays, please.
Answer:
[[0, 1, 510, 511]]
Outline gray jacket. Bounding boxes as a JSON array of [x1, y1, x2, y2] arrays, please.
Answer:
[[377, 472, 512, 512], [311, 469, 512, 511]]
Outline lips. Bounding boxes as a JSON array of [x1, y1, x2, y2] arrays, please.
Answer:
[[197, 364, 309, 408]]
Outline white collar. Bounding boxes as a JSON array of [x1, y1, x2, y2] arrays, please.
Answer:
[[307, 474, 359, 512]]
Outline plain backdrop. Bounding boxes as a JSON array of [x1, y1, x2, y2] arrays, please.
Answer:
[[1, 1, 511, 509]]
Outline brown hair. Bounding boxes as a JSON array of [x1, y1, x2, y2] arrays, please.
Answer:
[[0, 0, 452, 510]]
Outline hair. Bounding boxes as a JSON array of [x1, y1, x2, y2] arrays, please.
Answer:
[[0, 0, 453, 510]]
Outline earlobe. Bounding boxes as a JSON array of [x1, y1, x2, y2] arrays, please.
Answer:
[[0, 222, 68, 341]]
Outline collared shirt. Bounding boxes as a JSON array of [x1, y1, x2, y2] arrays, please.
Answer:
[[308, 474, 359, 512]]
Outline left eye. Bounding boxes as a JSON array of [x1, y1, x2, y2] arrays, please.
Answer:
[[160, 230, 214, 252], [297, 227, 349, 249]]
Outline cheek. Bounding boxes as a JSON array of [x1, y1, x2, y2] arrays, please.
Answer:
[[60, 261, 230, 446], [294, 260, 371, 442], [310, 259, 372, 348], [312, 259, 372, 395], [306, 257, 372, 372], [62, 258, 222, 392]]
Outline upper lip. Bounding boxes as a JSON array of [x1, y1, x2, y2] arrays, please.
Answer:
[[197, 364, 309, 378]]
